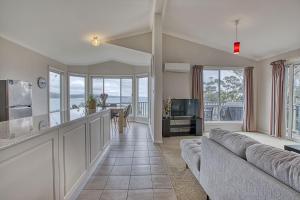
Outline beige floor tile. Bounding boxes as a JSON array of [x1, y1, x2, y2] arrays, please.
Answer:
[[134, 146, 149, 150], [151, 165, 167, 175], [76, 190, 103, 200], [102, 158, 116, 166], [127, 189, 153, 200], [150, 157, 163, 165], [129, 175, 152, 189], [94, 165, 113, 176], [99, 190, 127, 200], [110, 165, 131, 175], [133, 151, 149, 157], [114, 157, 133, 165], [131, 165, 151, 175], [132, 157, 150, 165], [149, 151, 162, 157], [105, 176, 130, 189], [153, 189, 177, 200], [84, 176, 108, 190], [152, 175, 172, 189]]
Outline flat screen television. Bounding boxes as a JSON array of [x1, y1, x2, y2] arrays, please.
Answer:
[[171, 99, 199, 117]]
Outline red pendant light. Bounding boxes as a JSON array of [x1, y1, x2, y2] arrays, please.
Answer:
[[234, 41, 240, 54], [233, 19, 240, 55]]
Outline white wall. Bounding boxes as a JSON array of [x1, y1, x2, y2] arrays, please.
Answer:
[[256, 48, 300, 134], [0, 36, 68, 115]]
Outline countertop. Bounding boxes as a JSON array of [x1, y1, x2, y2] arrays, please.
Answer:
[[0, 107, 110, 150]]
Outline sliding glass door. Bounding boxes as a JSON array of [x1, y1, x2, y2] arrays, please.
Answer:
[[286, 64, 300, 141], [136, 75, 149, 119]]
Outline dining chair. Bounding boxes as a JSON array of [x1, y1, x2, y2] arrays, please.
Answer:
[[124, 104, 132, 128], [110, 104, 119, 129]]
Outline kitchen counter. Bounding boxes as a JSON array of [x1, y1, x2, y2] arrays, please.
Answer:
[[0, 107, 111, 200], [0, 107, 110, 150]]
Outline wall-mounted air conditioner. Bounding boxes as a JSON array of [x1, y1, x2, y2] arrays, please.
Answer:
[[164, 63, 190, 73]]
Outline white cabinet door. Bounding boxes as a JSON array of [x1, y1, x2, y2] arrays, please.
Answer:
[[89, 116, 102, 164], [102, 112, 111, 148], [59, 121, 87, 200], [0, 130, 59, 200]]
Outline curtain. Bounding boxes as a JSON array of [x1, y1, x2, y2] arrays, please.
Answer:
[[270, 60, 285, 137], [192, 65, 204, 130], [243, 67, 254, 131]]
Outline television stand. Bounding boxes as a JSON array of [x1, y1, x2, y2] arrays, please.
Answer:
[[162, 116, 202, 137]]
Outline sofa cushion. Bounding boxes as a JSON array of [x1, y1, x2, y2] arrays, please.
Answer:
[[180, 139, 202, 149], [180, 139, 202, 172], [209, 129, 259, 159], [246, 144, 300, 193], [209, 128, 231, 142]]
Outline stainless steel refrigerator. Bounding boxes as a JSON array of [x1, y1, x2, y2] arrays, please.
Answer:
[[0, 80, 32, 122]]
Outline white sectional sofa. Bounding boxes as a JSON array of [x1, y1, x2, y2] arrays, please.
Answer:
[[180, 129, 300, 200]]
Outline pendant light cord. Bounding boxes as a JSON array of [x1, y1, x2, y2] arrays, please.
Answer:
[[235, 19, 239, 41]]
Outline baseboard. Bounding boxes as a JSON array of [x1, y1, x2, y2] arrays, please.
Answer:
[[68, 144, 111, 200], [257, 129, 268, 134]]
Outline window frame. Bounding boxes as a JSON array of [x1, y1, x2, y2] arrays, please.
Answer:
[[285, 63, 300, 142], [203, 66, 245, 122], [68, 73, 88, 109], [48, 67, 64, 113], [89, 75, 134, 107], [135, 73, 149, 119]]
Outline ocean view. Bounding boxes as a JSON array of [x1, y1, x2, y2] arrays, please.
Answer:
[[50, 96, 148, 112]]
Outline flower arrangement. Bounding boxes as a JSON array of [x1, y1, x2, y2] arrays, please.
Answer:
[[87, 95, 97, 109], [99, 93, 108, 107], [163, 97, 172, 118]]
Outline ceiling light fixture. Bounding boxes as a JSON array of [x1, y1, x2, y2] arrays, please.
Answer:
[[233, 19, 240, 55], [91, 36, 101, 47]]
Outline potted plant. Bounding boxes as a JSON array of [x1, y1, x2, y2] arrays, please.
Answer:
[[163, 97, 172, 118], [87, 95, 97, 109]]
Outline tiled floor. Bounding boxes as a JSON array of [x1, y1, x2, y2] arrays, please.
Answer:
[[77, 123, 178, 200]]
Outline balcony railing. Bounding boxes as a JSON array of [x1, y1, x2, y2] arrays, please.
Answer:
[[204, 101, 244, 121], [137, 102, 148, 118]]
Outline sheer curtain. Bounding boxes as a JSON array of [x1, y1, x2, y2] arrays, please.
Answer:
[[270, 60, 285, 137], [243, 67, 254, 131], [192, 65, 204, 130]]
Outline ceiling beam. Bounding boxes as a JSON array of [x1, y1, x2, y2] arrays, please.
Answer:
[[150, 0, 168, 30]]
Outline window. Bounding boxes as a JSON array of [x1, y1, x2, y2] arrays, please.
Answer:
[[91, 76, 133, 107], [49, 71, 62, 112], [121, 78, 133, 107], [69, 75, 86, 109], [203, 69, 244, 121], [136, 76, 148, 118], [104, 78, 121, 105], [91, 77, 103, 98], [285, 64, 300, 141]]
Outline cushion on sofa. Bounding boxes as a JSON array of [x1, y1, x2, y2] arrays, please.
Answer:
[[246, 144, 300, 193], [180, 139, 202, 149], [180, 139, 202, 171], [209, 129, 260, 159], [209, 128, 231, 142]]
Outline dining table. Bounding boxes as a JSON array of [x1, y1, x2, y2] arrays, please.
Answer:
[[109, 106, 127, 133]]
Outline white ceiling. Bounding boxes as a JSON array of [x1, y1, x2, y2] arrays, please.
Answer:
[[0, 0, 153, 66], [163, 0, 300, 60], [0, 0, 299, 64]]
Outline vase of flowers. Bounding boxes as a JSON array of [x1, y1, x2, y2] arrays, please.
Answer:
[[87, 95, 97, 109], [163, 97, 172, 118], [100, 93, 108, 107]]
